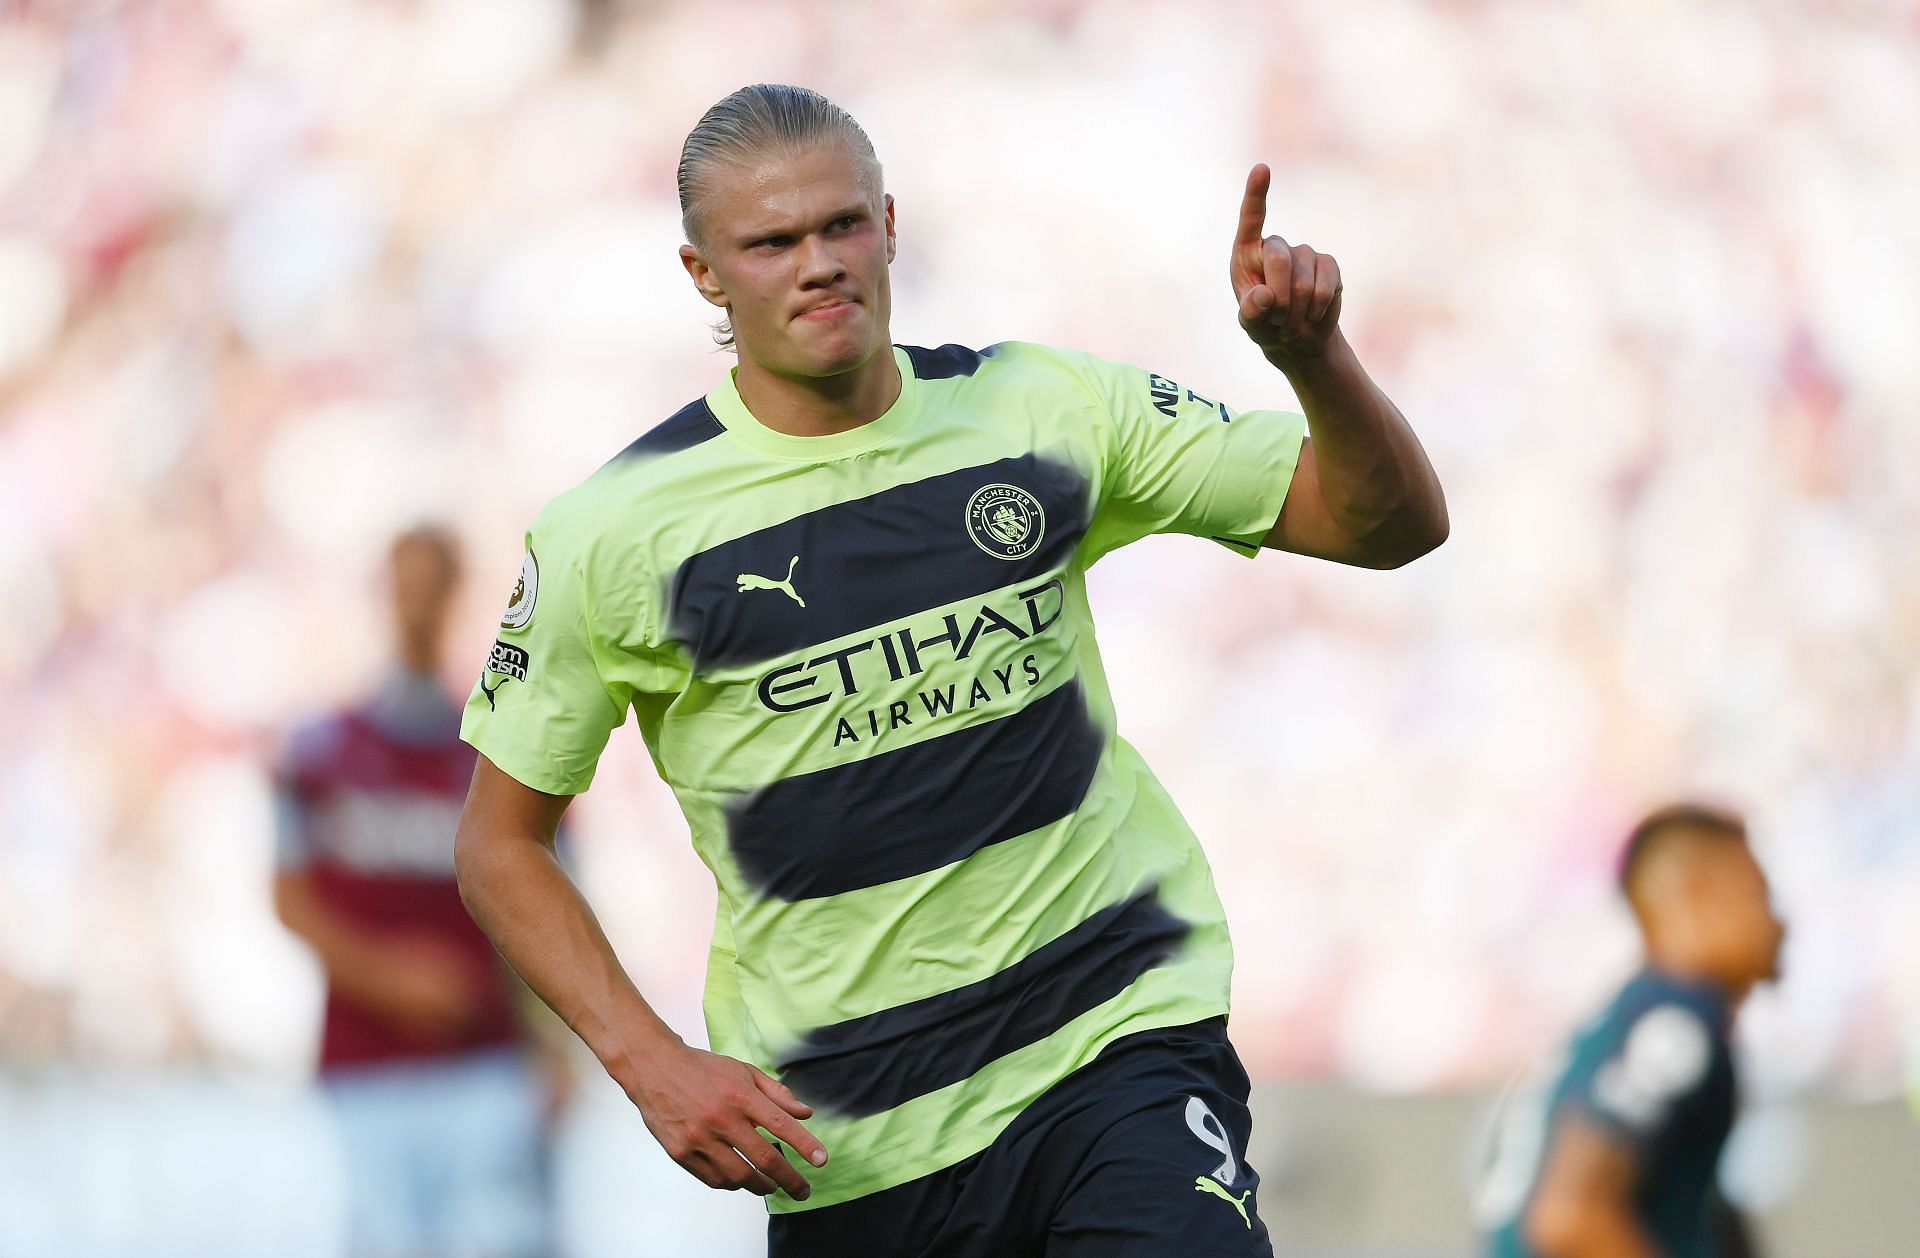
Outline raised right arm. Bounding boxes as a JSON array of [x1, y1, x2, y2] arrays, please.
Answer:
[[454, 754, 828, 1199]]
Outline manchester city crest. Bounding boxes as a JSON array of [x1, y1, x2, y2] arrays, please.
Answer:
[[965, 483, 1046, 561]]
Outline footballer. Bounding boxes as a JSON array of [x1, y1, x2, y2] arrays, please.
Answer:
[[455, 84, 1446, 1256]]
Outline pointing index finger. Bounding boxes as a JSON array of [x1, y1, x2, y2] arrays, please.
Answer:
[[1236, 163, 1271, 248]]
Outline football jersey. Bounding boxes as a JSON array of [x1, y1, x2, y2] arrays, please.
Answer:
[[1481, 969, 1738, 1258], [277, 671, 521, 1071], [461, 341, 1305, 1209]]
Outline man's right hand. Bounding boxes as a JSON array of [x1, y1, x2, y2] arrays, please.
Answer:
[[627, 1043, 829, 1200]]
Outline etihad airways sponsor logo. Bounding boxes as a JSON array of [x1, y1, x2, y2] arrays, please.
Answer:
[[829, 653, 1043, 749], [756, 577, 1064, 715]]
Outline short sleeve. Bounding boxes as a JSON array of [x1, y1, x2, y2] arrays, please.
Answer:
[[1564, 1003, 1716, 1153], [460, 508, 634, 797], [1068, 351, 1307, 564]]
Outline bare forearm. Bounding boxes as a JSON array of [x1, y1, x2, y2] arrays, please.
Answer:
[[276, 878, 418, 1010], [1541, 1219, 1660, 1258], [1272, 331, 1446, 564], [1528, 1196, 1662, 1258], [453, 758, 827, 1196], [455, 831, 679, 1084]]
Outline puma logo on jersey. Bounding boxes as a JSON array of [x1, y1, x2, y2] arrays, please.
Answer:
[[481, 641, 529, 710], [1193, 1176, 1253, 1229], [737, 556, 805, 607]]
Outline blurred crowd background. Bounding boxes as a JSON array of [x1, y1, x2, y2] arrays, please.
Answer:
[[1, 0, 1916, 1254]]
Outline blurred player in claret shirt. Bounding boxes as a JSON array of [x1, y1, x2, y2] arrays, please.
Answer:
[[1479, 805, 1785, 1258], [274, 526, 556, 1258]]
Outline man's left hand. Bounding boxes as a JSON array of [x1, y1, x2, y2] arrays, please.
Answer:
[[1231, 163, 1343, 363]]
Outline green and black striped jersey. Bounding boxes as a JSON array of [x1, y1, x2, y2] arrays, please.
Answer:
[[462, 340, 1305, 1210]]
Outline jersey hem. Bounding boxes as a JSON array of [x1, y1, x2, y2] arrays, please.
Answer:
[[762, 994, 1234, 1214]]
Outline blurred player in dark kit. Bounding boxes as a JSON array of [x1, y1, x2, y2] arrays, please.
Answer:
[[1480, 805, 1785, 1258], [275, 526, 555, 1258]]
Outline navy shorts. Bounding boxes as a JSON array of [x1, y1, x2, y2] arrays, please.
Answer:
[[768, 1018, 1273, 1258]]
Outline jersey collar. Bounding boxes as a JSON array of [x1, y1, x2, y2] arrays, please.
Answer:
[[1635, 966, 1737, 1033], [706, 346, 919, 461]]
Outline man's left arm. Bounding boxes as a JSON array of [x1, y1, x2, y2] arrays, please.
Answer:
[[1230, 163, 1449, 569]]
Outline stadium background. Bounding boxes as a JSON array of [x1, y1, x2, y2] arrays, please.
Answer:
[[0, 0, 1915, 1253]]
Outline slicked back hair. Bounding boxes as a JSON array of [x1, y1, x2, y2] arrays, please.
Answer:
[[1617, 802, 1748, 901], [677, 84, 883, 348]]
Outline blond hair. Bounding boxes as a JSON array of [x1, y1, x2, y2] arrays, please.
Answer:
[[678, 85, 883, 348]]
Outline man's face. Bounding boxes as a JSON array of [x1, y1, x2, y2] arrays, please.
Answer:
[[1701, 843, 1787, 987], [680, 142, 895, 380], [391, 536, 457, 653]]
